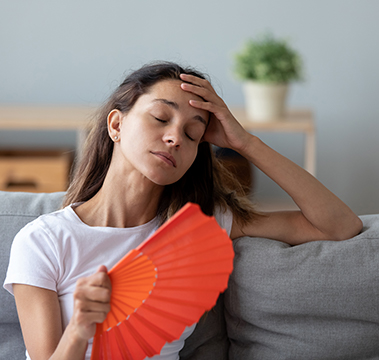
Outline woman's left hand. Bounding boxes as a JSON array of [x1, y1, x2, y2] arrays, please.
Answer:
[[180, 74, 251, 153]]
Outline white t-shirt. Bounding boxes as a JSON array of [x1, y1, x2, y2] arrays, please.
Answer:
[[4, 204, 233, 360]]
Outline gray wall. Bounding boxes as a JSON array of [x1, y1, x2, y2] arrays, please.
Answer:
[[1, 0, 378, 215]]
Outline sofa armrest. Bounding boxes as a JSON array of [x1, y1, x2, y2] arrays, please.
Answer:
[[225, 214, 379, 360]]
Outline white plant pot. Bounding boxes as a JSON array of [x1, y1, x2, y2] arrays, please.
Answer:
[[243, 81, 289, 122]]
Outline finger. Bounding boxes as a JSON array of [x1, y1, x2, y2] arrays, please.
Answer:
[[87, 267, 112, 289], [180, 73, 210, 88], [74, 294, 111, 314], [74, 280, 111, 303], [181, 83, 221, 106], [75, 273, 112, 302], [86, 285, 111, 304], [73, 306, 110, 326], [189, 99, 224, 115], [74, 296, 111, 315], [181, 82, 209, 98], [88, 272, 111, 290], [96, 265, 108, 274]]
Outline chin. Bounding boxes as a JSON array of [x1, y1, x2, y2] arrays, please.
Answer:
[[152, 178, 180, 187], [147, 173, 182, 187], [144, 167, 185, 187]]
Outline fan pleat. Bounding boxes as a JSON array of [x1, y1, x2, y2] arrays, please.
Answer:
[[107, 330, 124, 359], [142, 296, 208, 320], [119, 316, 166, 357], [156, 252, 233, 272], [137, 209, 206, 255], [110, 251, 153, 276], [112, 275, 157, 286], [153, 278, 230, 294], [146, 233, 232, 270], [136, 303, 192, 331], [113, 326, 134, 359], [110, 250, 140, 273], [151, 234, 230, 263], [115, 322, 152, 359], [112, 261, 155, 278], [111, 290, 153, 304], [142, 221, 219, 259], [133, 311, 180, 342], [158, 264, 233, 279], [91, 203, 234, 360], [98, 252, 157, 332], [102, 333, 110, 360], [148, 289, 221, 308]]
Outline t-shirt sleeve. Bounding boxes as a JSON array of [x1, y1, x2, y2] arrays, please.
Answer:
[[3, 220, 59, 296], [214, 206, 233, 237]]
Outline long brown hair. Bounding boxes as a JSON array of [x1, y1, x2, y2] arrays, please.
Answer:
[[64, 61, 259, 226]]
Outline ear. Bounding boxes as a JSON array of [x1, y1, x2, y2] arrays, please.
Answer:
[[107, 109, 123, 141]]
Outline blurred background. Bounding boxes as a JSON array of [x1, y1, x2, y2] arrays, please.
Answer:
[[1, 0, 378, 215]]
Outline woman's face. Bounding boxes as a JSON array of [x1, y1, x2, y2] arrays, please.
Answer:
[[110, 79, 209, 186]]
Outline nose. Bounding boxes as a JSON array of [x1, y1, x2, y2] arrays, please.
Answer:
[[163, 126, 182, 148]]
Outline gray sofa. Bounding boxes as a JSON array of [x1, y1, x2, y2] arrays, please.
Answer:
[[1, 191, 379, 360]]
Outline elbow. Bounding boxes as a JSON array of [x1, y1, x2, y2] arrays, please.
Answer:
[[333, 216, 363, 241]]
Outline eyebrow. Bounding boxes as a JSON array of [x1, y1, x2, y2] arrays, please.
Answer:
[[153, 98, 207, 126]]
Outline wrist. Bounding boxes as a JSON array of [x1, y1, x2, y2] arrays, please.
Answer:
[[235, 133, 261, 161], [61, 322, 89, 356]]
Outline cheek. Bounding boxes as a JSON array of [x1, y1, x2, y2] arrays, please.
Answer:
[[182, 145, 198, 170]]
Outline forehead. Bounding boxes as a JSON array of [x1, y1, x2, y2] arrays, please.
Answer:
[[147, 79, 199, 100], [143, 80, 208, 118], [148, 79, 187, 93]]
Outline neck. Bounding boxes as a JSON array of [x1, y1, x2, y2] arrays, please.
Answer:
[[74, 165, 164, 228]]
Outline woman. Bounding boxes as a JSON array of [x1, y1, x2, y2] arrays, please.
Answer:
[[4, 62, 362, 360]]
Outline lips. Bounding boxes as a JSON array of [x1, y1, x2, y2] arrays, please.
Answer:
[[151, 151, 177, 167]]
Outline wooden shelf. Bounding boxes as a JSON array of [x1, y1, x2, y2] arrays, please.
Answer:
[[0, 105, 95, 130], [230, 108, 314, 132], [0, 105, 97, 159], [230, 107, 316, 176]]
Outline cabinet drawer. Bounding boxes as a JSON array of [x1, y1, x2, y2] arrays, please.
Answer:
[[0, 149, 73, 192]]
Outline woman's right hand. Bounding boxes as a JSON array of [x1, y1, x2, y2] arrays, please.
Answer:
[[70, 265, 112, 341], [13, 265, 111, 360]]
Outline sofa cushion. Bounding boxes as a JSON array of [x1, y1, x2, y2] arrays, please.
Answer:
[[0, 323, 26, 360], [0, 191, 64, 359], [225, 214, 379, 360], [0, 191, 65, 322]]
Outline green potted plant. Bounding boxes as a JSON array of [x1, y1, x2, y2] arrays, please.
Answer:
[[234, 33, 303, 122]]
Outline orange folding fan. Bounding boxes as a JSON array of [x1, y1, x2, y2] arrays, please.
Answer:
[[91, 202, 234, 360]]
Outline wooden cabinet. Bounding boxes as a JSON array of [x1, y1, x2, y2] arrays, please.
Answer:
[[0, 106, 93, 193], [0, 150, 73, 192]]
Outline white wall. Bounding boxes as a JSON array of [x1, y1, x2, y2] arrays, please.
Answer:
[[1, 0, 378, 214]]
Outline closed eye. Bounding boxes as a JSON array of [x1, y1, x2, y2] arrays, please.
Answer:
[[155, 116, 196, 141]]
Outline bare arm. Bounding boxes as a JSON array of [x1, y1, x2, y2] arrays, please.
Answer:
[[180, 74, 362, 244], [13, 266, 111, 360], [230, 135, 362, 244]]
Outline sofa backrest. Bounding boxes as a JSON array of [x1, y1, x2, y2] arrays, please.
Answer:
[[0, 191, 64, 360]]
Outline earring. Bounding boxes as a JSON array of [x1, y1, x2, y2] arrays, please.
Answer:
[[114, 136, 119, 141]]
